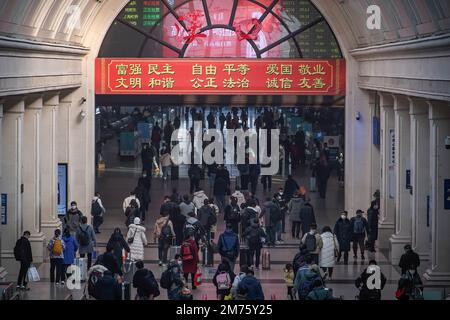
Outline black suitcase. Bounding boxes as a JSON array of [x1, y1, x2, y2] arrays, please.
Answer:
[[122, 282, 131, 300], [202, 244, 214, 267], [239, 247, 249, 267], [171, 165, 179, 180]]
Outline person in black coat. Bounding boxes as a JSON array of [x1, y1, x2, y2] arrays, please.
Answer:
[[317, 154, 330, 199], [367, 200, 379, 252], [188, 164, 202, 194], [169, 201, 186, 246], [224, 196, 241, 235], [399, 244, 420, 275], [248, 164, 260, 194], [333, 211, 352, 264], [355, 260, 387, 300], [299, 199, 316, 237], [106, 228, 130, 270], [95, 270, 122, 300], [284, 175, 300, 202], [97, 246, 123, 276], [135, 182, 150, 222], [141, 144, 154, 176], [214, 175, 228, 214], [15, 231, 33, 290], [133, 260, 160, 300]]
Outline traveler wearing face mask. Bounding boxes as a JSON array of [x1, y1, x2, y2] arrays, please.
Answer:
[[64, 201, 84, 235], [396, 264, 423, 300], [333, 211, 352, 264], [301, 223, 323, 265], [366, 201, 379, 252], [350, 210, 369, 261], [399, 244, 420, 275]]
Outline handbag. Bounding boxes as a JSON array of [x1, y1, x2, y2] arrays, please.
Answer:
[[395, 287, 406, 300], [194, 268, 203, 287], [27, 265, 40, 282], [128, 228, 138, 244]]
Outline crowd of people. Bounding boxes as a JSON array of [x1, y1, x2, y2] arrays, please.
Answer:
[[11, 107, 426, 301]]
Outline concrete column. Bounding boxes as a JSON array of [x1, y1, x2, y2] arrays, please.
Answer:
[[0, 98, 24, 276], [0, 101, 5, 280], [378, 93, 395, 249], [423, 100, 450, 286], [409, 97, 430, 262], [40, 93, 62, 241], [22, 95, 45, 264], [389, 95, 412, 265], [369, 92, 381, 198]]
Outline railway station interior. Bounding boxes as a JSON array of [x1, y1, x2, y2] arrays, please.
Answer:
[[0, 0, 450, 301]]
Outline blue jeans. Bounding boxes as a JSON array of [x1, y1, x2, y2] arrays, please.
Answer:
[[276, 221, 282, 241]]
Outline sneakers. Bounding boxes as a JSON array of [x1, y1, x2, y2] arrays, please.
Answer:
[[60, 281, 65, 286], [275, 241, 282, 245], [158, 261, 163, 266], [55, 282, 60, 285]]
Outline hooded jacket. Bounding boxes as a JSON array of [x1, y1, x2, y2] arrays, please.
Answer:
[[231, 191, 246, 208], [153, 216, 175, 241], [62, 234, 78, 265], [106, 232, 130, 267], [288, 197, 304, 222], [192, 190, 208, 209], [319, 232, 338, 268], [126, 223, 148, 261], [260, 200, 279, 227], [238, 275, 265, 300]]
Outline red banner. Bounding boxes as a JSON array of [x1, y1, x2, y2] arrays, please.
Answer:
[[95, 58, 345, 96]]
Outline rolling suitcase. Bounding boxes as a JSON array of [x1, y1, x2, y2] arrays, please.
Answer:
[[74, 257, 88, 282], [122, 282, 131, 300], [239, 246, 249, 267], [262, 249, 271, 270], [123, 259, 136, 283]]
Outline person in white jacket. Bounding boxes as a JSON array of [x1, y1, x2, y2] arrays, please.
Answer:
[[319, 226, 339, 280], [126, 217, 148, 261], [192, 188, 208, 210], [231, 188, 246, 209], [122, 191, 141, 213]]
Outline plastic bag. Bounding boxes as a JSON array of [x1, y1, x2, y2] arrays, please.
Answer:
[[194, 268, 203, 287], [27, 265, 40, 282]]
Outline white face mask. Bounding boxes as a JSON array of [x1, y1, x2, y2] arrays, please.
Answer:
[[341, 215, 346, 219], [71, 206, 77, 210]]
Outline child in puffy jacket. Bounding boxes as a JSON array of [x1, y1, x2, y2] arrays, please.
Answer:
[[284, 263, 295, 300]]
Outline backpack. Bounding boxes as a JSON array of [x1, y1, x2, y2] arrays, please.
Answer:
[[353, 217, 365, 234], [207, 211, 217, 227], [216, 272, 231, 290], [52, 239, 63, 256], [160, 220, 173, 242], [91, 199, 103, 217], [298, 272, 316, 299], [14, 239, 23, 261], [305, 233, 317, 252], [160, 268, 174, 289], [181, 242, 194, 262], [78, 227, 90, 246], [247, 228, 261, 247], [144, 271, 160, 298], [220, 234, 237, 260]]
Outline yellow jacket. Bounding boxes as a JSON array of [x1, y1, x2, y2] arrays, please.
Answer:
[[284, 269, 294, 287]]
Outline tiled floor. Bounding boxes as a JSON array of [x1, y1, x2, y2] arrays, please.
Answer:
[[8, 109, 403, 300]]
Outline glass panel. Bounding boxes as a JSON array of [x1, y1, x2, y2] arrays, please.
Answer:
[[206, 0, 233, 25], [183, 28, 258, 58], [263, 38, 300, 58], [98, 21, 146, 57], [295, 21, 342, 58]]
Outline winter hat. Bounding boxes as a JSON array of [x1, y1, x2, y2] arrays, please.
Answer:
[[134, 217, 141, 225]]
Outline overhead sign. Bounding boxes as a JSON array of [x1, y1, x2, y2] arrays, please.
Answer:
[[57, 164, 68, 216], [95, 58, 346, 96], [445, 179, 450, 210], [1, 194, 6, 225]]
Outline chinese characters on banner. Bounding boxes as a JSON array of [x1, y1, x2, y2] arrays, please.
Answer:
[[96, 58, 345, 95]]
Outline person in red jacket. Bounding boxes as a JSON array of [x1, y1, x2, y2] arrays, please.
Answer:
[[181, 230, 199, 290]]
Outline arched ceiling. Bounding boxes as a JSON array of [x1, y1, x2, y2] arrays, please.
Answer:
[[0, 0, 449, 51]]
